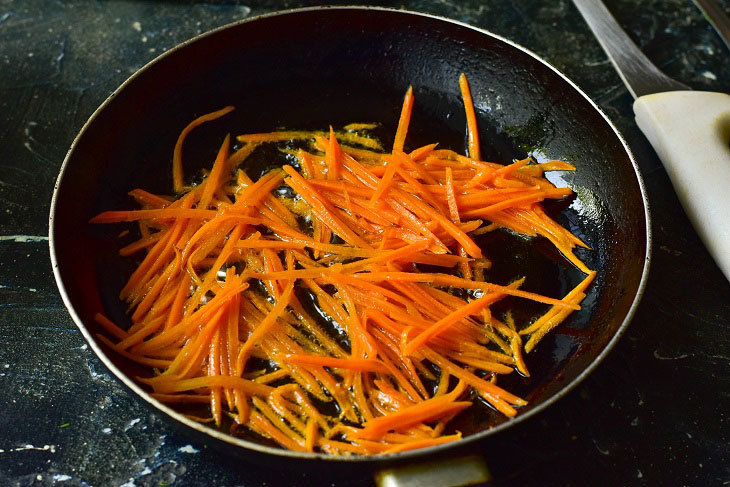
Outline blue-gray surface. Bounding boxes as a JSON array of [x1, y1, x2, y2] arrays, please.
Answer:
[[1, 0, 730, 485]]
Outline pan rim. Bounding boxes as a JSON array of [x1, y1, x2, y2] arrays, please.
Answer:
[[48, 5, 652, 463]]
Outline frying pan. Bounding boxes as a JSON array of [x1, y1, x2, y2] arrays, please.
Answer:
[[49, 5, 650, 477]]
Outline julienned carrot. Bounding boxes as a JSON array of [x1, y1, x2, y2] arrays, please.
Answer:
[[199, 134, 231, 210], [236, 281, 295, 375], [91, 75, 595, 456], [173, 106, 234, 192], [458, 73, 480, 161], [283, 355, 389, 373], [94, 313, 128, 340], [90, 208, 218, 223], [138, 374, 274, 396], [393, 85, 414, 153], [369, 155, 400, 207], [402, 280, 523, 355], [354, 395, 471, 440], [283, 165, 372, 249], [351, 272, 580, 309]]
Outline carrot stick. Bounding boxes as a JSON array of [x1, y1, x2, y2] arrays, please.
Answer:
[[353, 272, 578, 309], [94, 313, 128, 340], [138, 375, 273, 396], [459, 74, 480, 161], [283, 165, 372, 249], [283, 355, 389, 373], [326, 126, 342, 181], [199, 134, 231, 210], [173, 106, 234, 192], [236, 280, 295, 374], [90, 208, 217, 223], [402, 286, 512, 355], [368, 154, 400, 207], [354, 397, 471, 440], [393, 85, 414, 153]]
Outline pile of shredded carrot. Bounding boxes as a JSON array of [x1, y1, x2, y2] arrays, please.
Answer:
[[91, 74, 595, 455]]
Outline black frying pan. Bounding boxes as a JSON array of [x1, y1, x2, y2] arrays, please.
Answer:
[[49, 6, 650, 471]]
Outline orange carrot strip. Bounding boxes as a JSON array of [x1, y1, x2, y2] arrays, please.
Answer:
[[96, 334, 172, 368], [354, 272, 577, 309], [228, 142, 259, 168], [368, 154, 400, 207], [390, 189, 481, 258], [480, 391, 518, 417], [236, 281, 295, 374], [199, 134, 231, 210], [423, 349, 526, 406], [283, 355, 388, 373], [138, 375, 274, 396], [354, 398, 471, 440], [326, 126, 342, 180], [118, 231, 165, 257], [236, 130, 324, 144], [393, 85, 414, 153], [128, 189, 173, 208], [93, 313, 128, 340], [460, 193, 547, 219], [283, 165, 372, 248], [173, 106, 234, 192], [402, 288, 509, 355], [249, 411, 307, 452], [90, 208, 217, 223], [209, 328, 223, 426], [459, 74, 480, 161]]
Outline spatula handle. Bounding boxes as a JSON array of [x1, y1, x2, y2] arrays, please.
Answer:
[[634, 90, 730, 282]]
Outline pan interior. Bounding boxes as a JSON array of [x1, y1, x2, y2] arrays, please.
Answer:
[[52, 8, 647, 452]]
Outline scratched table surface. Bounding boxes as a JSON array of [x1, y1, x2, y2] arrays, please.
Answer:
[[2, 0, 730, 485]]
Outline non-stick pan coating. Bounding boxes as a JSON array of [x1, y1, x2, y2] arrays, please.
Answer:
[[50, 7, 649, 463]]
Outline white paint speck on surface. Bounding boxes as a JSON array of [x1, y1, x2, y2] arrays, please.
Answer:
[[101, 427, 112, 434], [653, 349, 689, 361], [53, 474, 72, 482], [178, 444, 200, 454], [702, 71, 717, 81], [124, 418, 141, 431], [5, 444, 57, 453], [0, 235, 48, 242], [132, 21, 141, 32]]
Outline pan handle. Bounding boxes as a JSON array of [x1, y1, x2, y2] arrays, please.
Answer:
[[374, 454, 492, 487], [634, 90, 730, 282]]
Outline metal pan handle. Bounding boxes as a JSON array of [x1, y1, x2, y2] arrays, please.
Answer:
[[374, 454, 492, 487]]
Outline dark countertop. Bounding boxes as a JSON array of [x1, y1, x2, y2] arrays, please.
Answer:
[[2, 1, 730, 485]]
